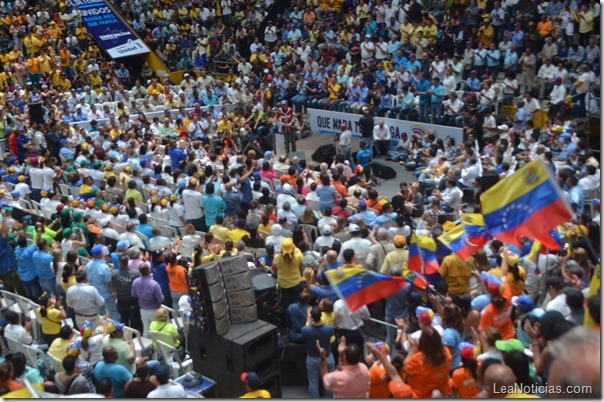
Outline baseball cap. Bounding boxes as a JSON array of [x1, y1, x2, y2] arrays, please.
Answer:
[[460, 346, 475, 361], [66, 340, 82, 357], [116, 240, 130, 251], [322, 225, 332, 235], [495, 338, 524, 353], [560, 132, 571, 140], [394, 235, 406, 247], [501, 250, 519, 267], [11, 190, 20, 197], [155, 365, 171, 383], [488, 282, 503, 298], [80, 320, 94, 337], [358, 199, 367, 210], [349, 223, 360, 233], [511, 295, 534, 312], [106, 319, 124, 334], [240, 372, 260, 388], [415, 306, 434, 324], [91, 244, 104, 256]]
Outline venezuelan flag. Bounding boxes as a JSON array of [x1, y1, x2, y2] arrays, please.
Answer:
[[324, 267, 405, 311], [404, 270, 428, 290], [480, 159, 572, 249], [438, 224, 476, 260], [462, 213, 492, 247], [408, 233, 440, 274]]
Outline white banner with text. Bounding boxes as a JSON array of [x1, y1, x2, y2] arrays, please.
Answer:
[[308, 108, 464, 146]]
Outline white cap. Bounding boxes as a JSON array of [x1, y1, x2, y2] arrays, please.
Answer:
[[349, 223, 361, 232], [322, 225, 333, 235]]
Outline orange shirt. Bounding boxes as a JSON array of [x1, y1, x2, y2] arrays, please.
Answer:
[[451, 367, 480, 398], [332, 181, 347, 198], [279, 174, 297, 186], [366, 198, 384, 214], [479, 300, 515, 339], [537, 21, 552, 36], [405, 348, 452, 398], [368, 363, 390, 398], [166, 263, 188, 292], [388, 380, 413, 398]]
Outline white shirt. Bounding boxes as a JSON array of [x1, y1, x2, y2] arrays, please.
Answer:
[[29, 167, 44, 190], [460, 164, 481, 188], [578, 174, 600, 199], [339, 130, 352, 149], [373, 124, 391, 141], [4, 324, 32, 345], [148, 383, 187, 398], [360, 41, 375, 60], [42, 166, 56, 191], [338, 237, 372, 261], [441, 186, 462, 210], [443, 75, 457, 94], [546, 293, 571, 319], [550, 84, 566, 105], [334, 299, 370, 330], [182, 188, 204, 220], [15, 182, 31, 197]]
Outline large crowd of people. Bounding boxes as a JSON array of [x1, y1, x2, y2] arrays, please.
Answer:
[[0, 0, 598, 398]]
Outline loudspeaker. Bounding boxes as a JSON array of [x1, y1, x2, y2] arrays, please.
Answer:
[[189, 320, 281, 397], [243, 142, 263, 159], [371, 161, 397, 180], [28, 103, 43, 125], [312, 144, 337, 164], [480, 171, 500, 192], [259, 133, 275, 152], [288, 151, 306, 169], [219, 255, 249, 277], [192, 262, 231, 335], [280, 343, 309, 386]]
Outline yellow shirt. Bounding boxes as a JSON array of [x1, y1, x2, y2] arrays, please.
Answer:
[[60, 275, 77, 293], [89, 73, 103, 88], [216, 119, 232, 133], [273, 249, 303, 288], [49, 337, 75, 361], [439, 253, 473, 296], [228, 228, 250, 243], [240, 389, 271, 398], [209, 224, 230, 241], [38, 307, 62, 335]]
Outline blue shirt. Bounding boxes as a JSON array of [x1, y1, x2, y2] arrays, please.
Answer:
[[136, 223, 154, 243], [203, 194, 226, 226], [169, 147, 187, 171], [466, 77, 481, 91], [568, 186, 584, 216], [151, 262, 170, 293], [86, 258, 112, 299], [287, 302, 310, 343], [417, 79, 431, 104], [15, 244, 37, 282], [356, 148, 372, 167], [315, 185, 337, 207], [0, 236, 15, 276], [444, 327, 463, 369], [430, 84, 445, 104], [32, 249, 55, 280], [94, 361, 132, 398], [302, 323, 334, 358], [348, 210, 378, 226]]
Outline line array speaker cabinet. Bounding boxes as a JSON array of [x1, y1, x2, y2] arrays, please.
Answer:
[[311, 144, 337, 164], [189, 320, 281, 397], [189, 255, 259, 334], [371, 161, 397, 180], [28, 103, 44, 125]]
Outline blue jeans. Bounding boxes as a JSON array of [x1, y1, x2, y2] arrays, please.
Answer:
[[23, 278, 42, 303], [39, 278, 57, 296], [306, 355, 335, 398], [388, 150, 409, 162], [100, 295, 121, 322]]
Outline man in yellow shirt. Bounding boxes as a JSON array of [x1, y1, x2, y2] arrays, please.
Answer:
[[240, 372, 271, 398], [26, 56, 40, 86], [209, 215, 230, 241], [23, 32, 41, 55], [228, 219, 250, 243], [439, 252, 472, 296]]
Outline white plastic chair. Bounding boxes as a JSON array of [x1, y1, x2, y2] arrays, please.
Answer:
[[21, 343, 47, 372], [47, 351, 63, 372], [122, 326, 153, 357], [156, 340, 192, 378]]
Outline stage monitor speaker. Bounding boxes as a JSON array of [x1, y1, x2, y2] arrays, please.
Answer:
[[288, 151, 306, 169], [189, 321, 279, 383], [243, 142, 263, 159], [311, 144, 337, 164], [28, 103, 43, 125], [191, 262, 231, 335], [480, 171, 500, 193], [371, 161, 397, 180], [260, 133, 275, 152]]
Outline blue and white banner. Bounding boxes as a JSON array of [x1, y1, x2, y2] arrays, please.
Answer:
[[308, 108, 464, 146], [67, 0, 150, 58]]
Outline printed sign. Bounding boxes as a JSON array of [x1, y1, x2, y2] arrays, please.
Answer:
[[308, 108, 464, 146], [67, 0, 150, 58]]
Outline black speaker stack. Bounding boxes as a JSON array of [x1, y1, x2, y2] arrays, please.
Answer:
[[311, 144, 337, 164], [187, 256, 282, 398], [371, 161, 397, 180]]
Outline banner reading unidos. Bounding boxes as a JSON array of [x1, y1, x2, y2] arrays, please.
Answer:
[[67, 0, 150, 58], [307, 108, 464, 146]]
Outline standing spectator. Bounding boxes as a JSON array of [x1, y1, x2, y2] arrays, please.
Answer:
[[131, 263, 164, 337], [111, 255, 142, 333], [318, 336, 370, 398], [86, 244, 120, 321], [302, 305, 335, 398], [66, 270, 105, 329]]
